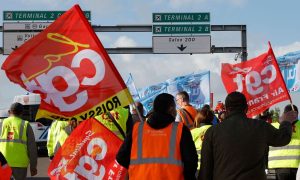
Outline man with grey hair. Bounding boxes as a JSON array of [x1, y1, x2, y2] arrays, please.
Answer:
[[199, 91, 296, 180], [176, 91, 197, 129]]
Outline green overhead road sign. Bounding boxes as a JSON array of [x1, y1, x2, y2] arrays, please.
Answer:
[[153, 24, 210, 34], [153, 13, 210, 23], [3, 11, 91, 21]]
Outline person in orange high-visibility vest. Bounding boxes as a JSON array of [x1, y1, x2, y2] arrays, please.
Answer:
[[175, 91, 197, 129], [0, 151, 12, 180], [117, 93, 198, 180]]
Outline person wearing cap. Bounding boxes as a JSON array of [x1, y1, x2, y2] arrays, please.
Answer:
[[117, 93, 198, 179], [198, 91, 295, 180], [0, 102, 37, 179], [268, 105, 300, 180], [175, 91, 198, 129]]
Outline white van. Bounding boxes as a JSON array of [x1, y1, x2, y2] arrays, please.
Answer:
[[13, 93, 52, 153]]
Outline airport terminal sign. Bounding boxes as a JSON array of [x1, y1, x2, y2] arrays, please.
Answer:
[[153, 13, 210, 23], [3, 11, 91, 21], [153, 24, 210, 34], [153, 36, 211, 54]]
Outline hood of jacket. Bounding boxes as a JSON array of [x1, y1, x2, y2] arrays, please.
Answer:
[[147, 112, 175, 129]]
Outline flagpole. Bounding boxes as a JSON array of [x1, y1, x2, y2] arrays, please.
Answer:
[[128, 73, 143, 121], [268, 41, 295, 111]]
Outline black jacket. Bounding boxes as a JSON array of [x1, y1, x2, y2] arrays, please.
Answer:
[[198, 111, 292, 180], [116, 112, 198, 180]]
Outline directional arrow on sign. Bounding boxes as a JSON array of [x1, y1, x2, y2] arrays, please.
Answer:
[[177, 44, 187, 51]]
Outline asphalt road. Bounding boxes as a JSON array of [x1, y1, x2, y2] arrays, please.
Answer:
[[26, 157, 50, 179]]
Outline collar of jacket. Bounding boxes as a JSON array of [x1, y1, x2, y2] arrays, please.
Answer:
[[147, 112, 175, 129], [225, 110, 247, 120]]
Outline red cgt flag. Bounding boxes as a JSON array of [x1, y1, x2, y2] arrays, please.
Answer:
[[221, 43, 291, 117], [1, 5, 133, 121], [48, 118, 126, 179]]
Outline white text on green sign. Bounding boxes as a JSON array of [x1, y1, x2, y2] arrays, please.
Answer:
[[3, 11, 91, 21], [153, 13, 210, 23], [153, 24, 210, 34]]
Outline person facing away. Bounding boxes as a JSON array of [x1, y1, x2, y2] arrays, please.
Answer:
[[48, 118, 81, 160], [0, 103, 38, 180], [131, 102, 145, 123], [175, 91, 198, 129], [47, 120, 69, 160], [191, 108, 214, 174], [268, 105, 300, 180], [198, 91, 295, 180], [117, 93, 198, 180]]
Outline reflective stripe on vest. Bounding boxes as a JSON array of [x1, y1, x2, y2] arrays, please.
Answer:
[[130, 122, 183, 166], [268, 121, 300, 168], [269, 155, 300, 161], [0, 120, 26, 144], [269, 145, 300, 152], [178, 109, 192, 129]]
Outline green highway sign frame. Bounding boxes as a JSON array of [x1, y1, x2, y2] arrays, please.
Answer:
[[153, 24, 210, 34], [3, 11, 91, 21], [153, 13, 210, 23]]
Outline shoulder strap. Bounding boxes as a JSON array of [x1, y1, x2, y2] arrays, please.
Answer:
[[106, 112, 126, 139], [181, 108, 194, 121]]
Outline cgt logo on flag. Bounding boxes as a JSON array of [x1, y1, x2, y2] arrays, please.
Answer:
[[48, 118, 127, 180], [2, 5, 133, 121], [221, 43, 291, 117], [21, 33, 106, 112]]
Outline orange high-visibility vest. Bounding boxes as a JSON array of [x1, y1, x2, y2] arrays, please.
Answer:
[[129, 121, 184, 180], [177, 105, 197, 129]]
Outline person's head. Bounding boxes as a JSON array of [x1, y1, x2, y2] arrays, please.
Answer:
[[176, 91, 190, 107], [8, 102, 24, 117], [132, 101, 144, 116], [202, 104, 211, 111], [153, 93, 176, 117], [194, 108, 214, 127], [284, 104, 298, 114], [225, 91, 248, 114]]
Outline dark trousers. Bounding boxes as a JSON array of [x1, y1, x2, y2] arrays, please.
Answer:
[[275, 168, 297, 180]]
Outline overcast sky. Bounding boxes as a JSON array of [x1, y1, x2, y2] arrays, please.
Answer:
[[0, 0, 300, 111]]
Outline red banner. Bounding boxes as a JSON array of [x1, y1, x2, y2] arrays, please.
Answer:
[[48, 118, 126, 179], [1, 5, 132, 121], [221, 44, 291, 117]]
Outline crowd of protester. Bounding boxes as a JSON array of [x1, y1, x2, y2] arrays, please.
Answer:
[[0, 90, 299, 179]]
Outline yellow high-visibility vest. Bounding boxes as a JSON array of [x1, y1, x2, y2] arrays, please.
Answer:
[[95, 107, 128, 140], [191, 125, 212, 170], [269, 121, 300, 168], [0, 116, 29, 167], [47, 121, 69, 157]]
